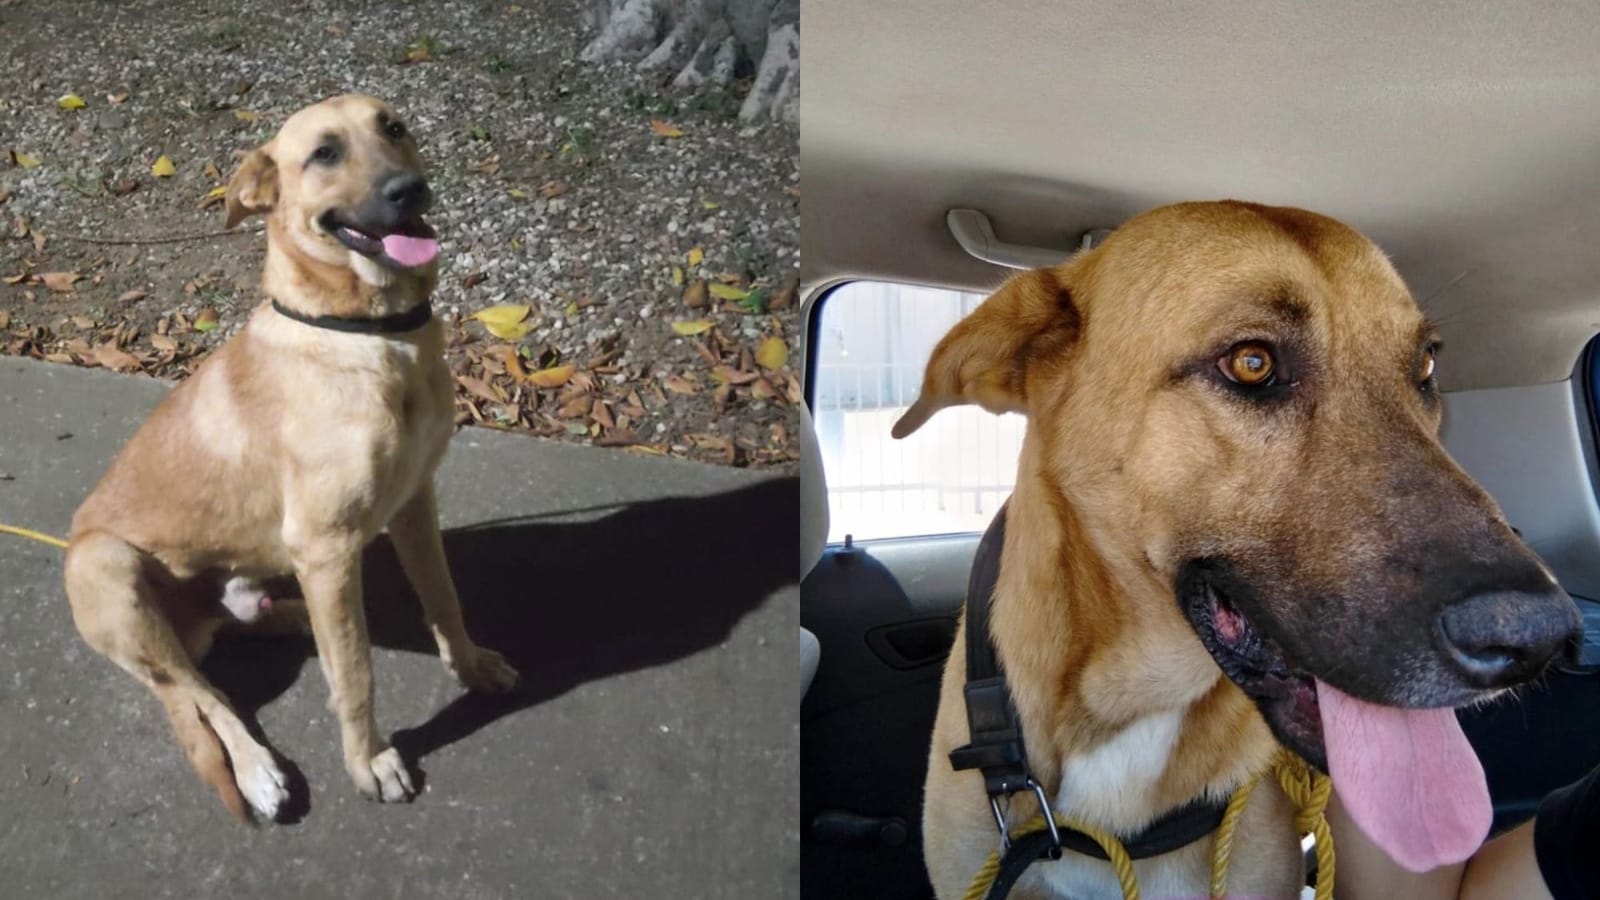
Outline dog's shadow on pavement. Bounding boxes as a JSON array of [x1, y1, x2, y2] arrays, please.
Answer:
[[200, 476, 797, 822]]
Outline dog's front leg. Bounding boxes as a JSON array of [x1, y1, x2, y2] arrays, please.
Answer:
[[291, 536, 415, 803], [387, 483, 519, 693]]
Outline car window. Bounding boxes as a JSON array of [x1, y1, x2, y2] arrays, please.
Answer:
[[810, 280, 1023, 542]]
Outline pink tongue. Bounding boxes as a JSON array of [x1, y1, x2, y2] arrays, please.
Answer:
[[1317, 679, 1490, 872], [380, 233, 438, 267]]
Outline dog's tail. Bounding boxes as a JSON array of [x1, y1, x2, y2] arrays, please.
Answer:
[[155, 686, 251, 823]]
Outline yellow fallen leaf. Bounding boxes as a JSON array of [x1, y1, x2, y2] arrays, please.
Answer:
[[508, 188, 528, 200], [756, 337, 789, 371], [649, 119, 684, 138], [564, 300, 578, 316], [193, 308, 220, 331], [701, 200, 720, 211], [672, 320, 714, 336], [708, 283, 749, 301], [58, 94, 86, 111], [205, 185, 227, 199], [687, 246, 704, 267], [11, 150, 40, 168], [233, 109, 259, 123], [151, 155, 176, 177], [526, 364, 575, 389], [471, 303, 532, 340], [670, 266, 684, 286]]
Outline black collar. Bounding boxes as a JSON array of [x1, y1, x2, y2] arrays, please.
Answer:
[[270, 298, 433, 334], [952, 502, 1231, 898]]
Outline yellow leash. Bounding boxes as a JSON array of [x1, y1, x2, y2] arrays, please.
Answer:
[[962, 748, 1335, 900], [0, 523, 69, 550]]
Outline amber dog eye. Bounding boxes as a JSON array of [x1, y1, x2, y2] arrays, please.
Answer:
[[1419, 349, 1437, 383], [1219, 342, 1276, 386]]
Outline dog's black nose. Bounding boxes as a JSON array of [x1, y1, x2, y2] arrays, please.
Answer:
[[1438, 588, 1580, 688], [381, 173, 432, 215]]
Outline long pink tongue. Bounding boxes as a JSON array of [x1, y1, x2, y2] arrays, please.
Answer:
[[381, 233, 438, 267], [1317, 679, 1490, 872]]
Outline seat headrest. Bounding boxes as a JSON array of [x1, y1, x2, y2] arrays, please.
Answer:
[[798, 401, 828, 578]]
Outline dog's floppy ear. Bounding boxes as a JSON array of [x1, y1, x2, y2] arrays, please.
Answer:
[[891, 267, 1081, 439], [224, 144, 279, 229]]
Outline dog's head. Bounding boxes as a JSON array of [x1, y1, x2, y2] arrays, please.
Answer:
[[224, 94, 438, 291], [895, 201, 1579, 772]]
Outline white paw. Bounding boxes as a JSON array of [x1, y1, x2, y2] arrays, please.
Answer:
[[356, 746, 415, 803], [234, 754, 289, 821]]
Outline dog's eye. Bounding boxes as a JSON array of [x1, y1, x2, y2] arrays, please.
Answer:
[[309, 144, 341, 165], [1219, 342, 1277, 387], [384, 119, 407, 140], [1418, 348, 1437, 383]]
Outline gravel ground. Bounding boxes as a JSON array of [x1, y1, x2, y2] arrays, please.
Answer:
[[0, 0, 800, 468]]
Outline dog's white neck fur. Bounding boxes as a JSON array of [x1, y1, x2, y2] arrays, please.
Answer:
[[1053, 708, 1186, 828]]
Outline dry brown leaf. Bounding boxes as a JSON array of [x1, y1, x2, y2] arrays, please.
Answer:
[[557, 394, 592, 419], [92, 341, 142, 372], [0, 310, 9, 329], [682, 279, 708, 309], [713, 365, 760, 385], [203, 161, 223, 182], [526, 363, 576, 389], [150, 334, 177, 352], [108, 92, 129, 105], [462, 271, 488, 289], [70, 315, 95, 330], [107, 178, 139, 196], [772, 278, 798, 310], [455, 373, 504, 404], [2, 273, 26, 285], [649, 119, 684, 138], [785, 372, 804, 404], [30, 230, 46, 253], [496, 346, 528, 381], [712, 382, 733, 414], [592, 400, 615, 430], [118, 289, 147, 303], [751, 378, 778, 400], [663, 374, 700, 395], [0, 187, 9, 205], [539, 180, 568, 199], [39, 272, 80, 292]]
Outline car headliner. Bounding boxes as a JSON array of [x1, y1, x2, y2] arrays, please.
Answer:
[[801, 0, 1600, 391]]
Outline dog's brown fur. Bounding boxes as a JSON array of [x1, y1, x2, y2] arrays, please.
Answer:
[[64, 95, 517, 823], [905, 201, 1565, 897]]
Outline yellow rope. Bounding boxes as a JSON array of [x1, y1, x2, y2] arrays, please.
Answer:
[[963, 748, 1336, 900], [0, 523, 68, 550], [961, 812, 1140, 900]]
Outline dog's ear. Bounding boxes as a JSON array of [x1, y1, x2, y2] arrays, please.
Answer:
[[891, 267, 1081, 439], [224, 144, 279, 229]]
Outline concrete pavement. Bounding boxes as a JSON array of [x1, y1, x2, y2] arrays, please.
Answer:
[[0, 357, 799, 900]]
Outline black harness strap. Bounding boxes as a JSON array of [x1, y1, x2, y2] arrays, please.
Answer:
[[270, 298, 433, 334], [953, 501, 1233, 899]]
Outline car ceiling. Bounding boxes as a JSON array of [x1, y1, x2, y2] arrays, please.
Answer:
[[802, 0, 1600, 391]]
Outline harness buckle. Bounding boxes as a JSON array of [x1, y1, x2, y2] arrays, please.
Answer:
[[986, 777, 1060, 856]]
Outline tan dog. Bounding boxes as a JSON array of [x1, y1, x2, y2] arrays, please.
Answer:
[[64, 94, 518, 823], [901, 201, 1579, 897]]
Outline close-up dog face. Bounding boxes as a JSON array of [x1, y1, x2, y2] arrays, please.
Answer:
[[225, 94, 439, 284], [896, 200, 1580, 771]]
